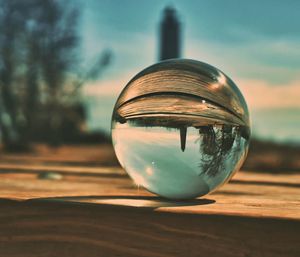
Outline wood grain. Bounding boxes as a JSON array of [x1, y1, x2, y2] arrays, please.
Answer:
[[0, 145, 299, 257]]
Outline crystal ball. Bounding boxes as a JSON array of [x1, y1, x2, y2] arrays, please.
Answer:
[[111, 59, 250, 200]]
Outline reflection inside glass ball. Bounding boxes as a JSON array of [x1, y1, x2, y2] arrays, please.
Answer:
[[112, 59, 250, 200]]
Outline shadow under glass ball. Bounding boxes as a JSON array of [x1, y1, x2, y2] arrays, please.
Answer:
[[111, 59, 250, 200]]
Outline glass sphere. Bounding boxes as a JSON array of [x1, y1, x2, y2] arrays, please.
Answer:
[[111, 59, 250, 200]]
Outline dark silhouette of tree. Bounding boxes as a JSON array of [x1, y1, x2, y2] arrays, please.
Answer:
[[199, 125, 244, 177], [0, 0, 30, 150], [0, 0, 111, 151], [36, 0, 79, 146]]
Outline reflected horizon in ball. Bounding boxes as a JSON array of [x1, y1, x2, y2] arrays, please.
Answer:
[[111, 59, 250, 200]]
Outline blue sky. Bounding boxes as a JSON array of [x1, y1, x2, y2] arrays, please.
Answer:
[[78, 0, 300, 142], [80, 0, 300, 82]]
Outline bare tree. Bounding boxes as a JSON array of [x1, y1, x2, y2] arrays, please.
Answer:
[[0, 0, 111, 150]]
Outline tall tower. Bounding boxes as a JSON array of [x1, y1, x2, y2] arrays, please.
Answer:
[[159, 6, 181, 61], [159, 6, 186, 151]]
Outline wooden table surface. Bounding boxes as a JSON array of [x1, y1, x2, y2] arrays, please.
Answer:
[[0, 145, 299, 257]]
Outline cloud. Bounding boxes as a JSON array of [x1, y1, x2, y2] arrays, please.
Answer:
[[83, 72, 133, 97], [185, 38, 300, 85], [237, 78, 300, 110]]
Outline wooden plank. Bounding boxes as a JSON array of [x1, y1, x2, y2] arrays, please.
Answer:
[[0, 165, 299, 220], [0, 199, 299, 257], [0, 145, 299, 256]]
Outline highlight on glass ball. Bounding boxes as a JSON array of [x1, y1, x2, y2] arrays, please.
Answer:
[[111, 59, 250, 200]]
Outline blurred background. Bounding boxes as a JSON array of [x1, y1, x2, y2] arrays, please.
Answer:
[[0, 0, 299, 172]]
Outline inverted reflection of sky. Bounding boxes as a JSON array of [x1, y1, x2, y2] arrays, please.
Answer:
[[114, 123, 200, 142], [112, 124, 247, 199]]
